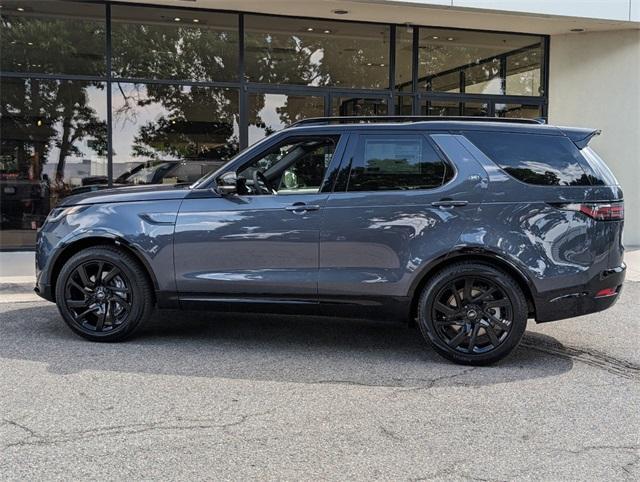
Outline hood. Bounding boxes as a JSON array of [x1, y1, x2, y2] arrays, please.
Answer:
[[60, 183, 192, 206]]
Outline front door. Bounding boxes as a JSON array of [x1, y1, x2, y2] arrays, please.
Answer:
[[174, 133, 346, 300]]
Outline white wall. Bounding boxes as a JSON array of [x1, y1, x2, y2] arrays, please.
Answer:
[[386, 0, 638, 21], [549, 29, 640, 246]]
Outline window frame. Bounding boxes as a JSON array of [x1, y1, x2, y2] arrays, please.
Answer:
[[231, 133, 345, 196], [463, 130, 599, 188], [339, 131, 456, 194]]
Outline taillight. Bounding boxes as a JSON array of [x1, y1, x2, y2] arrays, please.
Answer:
[[554, 202, 624, 221]]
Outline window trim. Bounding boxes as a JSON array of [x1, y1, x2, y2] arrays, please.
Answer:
[[341, 131, 456, 194], [463, 130, 598, 188]]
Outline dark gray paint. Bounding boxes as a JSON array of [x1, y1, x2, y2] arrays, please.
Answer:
[[36, 121, 625, 324]]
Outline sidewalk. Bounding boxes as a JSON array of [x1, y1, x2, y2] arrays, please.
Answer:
[[1, 248, 639, 299]]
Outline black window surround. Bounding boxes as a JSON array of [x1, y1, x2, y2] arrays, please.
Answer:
[[1, 1, 550, 189]]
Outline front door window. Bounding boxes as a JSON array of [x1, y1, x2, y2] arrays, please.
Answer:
[[237, 136, 338, 195]]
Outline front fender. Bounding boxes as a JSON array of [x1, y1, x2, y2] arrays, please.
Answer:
[[37, 200, 181, 299]]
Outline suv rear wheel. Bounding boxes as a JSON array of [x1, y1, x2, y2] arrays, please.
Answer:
[[417, 262, 527, 365], [55, 246, 154, 342]]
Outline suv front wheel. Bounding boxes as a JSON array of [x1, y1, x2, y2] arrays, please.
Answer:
[[55, 246, 154, 342], [417, 262, 528, 365]]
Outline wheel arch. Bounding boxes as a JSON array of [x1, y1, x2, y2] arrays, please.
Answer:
[[408, 249, 537, 322], [49, 235, 159, 302]]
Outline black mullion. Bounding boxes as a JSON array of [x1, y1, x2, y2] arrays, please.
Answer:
[[238, 13, 247, 150], [412, 25, 419, 115], [106, 2, 113, 187], [389, 24, 396, 115]]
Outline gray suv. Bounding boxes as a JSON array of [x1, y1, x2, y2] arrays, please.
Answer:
[[35, 117, 625, 365]]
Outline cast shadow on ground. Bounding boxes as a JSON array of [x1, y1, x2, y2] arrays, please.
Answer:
[[0, 304, 574, 387]]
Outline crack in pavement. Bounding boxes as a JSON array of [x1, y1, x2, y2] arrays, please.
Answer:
[[2, 410, 274, 451], [521, 335, 640, 380]]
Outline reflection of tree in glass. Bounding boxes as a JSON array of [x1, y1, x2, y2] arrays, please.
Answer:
[[114, 83, 239, 162], [0, 12, 105, 75], [1, 78, 106, 185]]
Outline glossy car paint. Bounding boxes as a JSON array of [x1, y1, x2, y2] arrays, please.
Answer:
[[35, 120, 625, 324]]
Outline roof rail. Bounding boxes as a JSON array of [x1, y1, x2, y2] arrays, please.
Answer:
[[288, 116, 544, 128]]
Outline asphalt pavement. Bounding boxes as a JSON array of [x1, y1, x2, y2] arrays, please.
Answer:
[[0, 282, 638, 481]]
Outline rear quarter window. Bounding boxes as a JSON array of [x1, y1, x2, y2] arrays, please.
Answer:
[[464, 131, 604, 186]]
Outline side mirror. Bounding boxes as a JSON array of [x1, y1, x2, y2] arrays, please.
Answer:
[[215, 172, 238, 195]]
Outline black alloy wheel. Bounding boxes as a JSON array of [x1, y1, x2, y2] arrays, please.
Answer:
[[55, 246, 154, 342], [417, 262, 528, 365], [432, 277, 513, 354], [64, 260, 132, 334]]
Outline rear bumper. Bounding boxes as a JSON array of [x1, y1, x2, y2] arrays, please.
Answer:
[[534, 264, 626, 322]]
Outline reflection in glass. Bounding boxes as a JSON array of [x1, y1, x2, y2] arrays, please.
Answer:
[[244, 15, 389, 89], [111, 6, 238, 82], [1, 77, 107, 247], [423, 100, 460, 116], [111, 83, 239, 183], [506, 46, 542, 96], [462, 102, 489, 116], [248, 93, 325, 145], [0, 0, 106, 75], [332, 97, 388, 116], [395, 96, 414, 115], [495, 103, 541, 119], [396, 27, 413, 92], [419, 28, 543, 96]]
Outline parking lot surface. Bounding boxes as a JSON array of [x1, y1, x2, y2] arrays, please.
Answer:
[[1, 283, 638, 481]]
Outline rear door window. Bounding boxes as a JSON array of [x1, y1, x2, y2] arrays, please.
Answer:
[[347, 134, 453, 192], [464, 131, 603, 186]]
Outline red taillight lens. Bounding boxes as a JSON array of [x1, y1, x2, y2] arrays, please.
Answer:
[[595, 287, 619, 298], [556, 202, 624, 221]]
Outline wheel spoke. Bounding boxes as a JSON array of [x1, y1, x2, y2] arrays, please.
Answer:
[[448, 326, 468, 348], [108, 286, 130, 294], [70, 279, 90, 295], [103, 267, 121, 285], [475, 287, 498, 303], [436, 318, 464, 327], [486, 324, 500, 347], [463, 278, 473, 302], [105, 300, 114, 327], [77, 265, 93, 288], [486, 312, 509, 331], [111, 294, 131, 313], [95, 262, 105, 285], [75, 305, 98, 321], [468, 324, 480, 352], [435, 301, 457, 317], [484, 299, 510, 310], [66, 299, 89, 308], [452, 285, 463, 309], [95, 305, 106, 332]]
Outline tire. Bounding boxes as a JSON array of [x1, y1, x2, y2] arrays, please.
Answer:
[[55, 246, 154, 342], [416, 262, 528, 365]]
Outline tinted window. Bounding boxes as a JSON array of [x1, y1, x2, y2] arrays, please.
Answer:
[[347, 135, 451, 192], [464, 132, 602, 186], [238, 137, 337, 195]]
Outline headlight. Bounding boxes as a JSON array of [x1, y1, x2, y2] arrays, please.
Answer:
[[46, 205, 88, 223]]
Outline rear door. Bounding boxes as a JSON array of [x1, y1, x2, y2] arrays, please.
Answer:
[[318, 130, 488, 302]]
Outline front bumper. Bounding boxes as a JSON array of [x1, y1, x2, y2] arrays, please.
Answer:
[[534, 264, 626, 322]]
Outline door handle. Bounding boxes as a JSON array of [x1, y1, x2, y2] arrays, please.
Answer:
[[431, 200, 469, 208], [285, 203, 321, 213]]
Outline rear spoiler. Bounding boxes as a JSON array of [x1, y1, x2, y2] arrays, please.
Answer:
[[558, 127, 601, 149]]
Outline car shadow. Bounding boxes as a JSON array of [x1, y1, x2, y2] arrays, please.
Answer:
[[0, 304, 573, 387]]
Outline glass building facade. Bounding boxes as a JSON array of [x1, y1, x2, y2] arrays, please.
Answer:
[[0, 0, 548, 249]]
